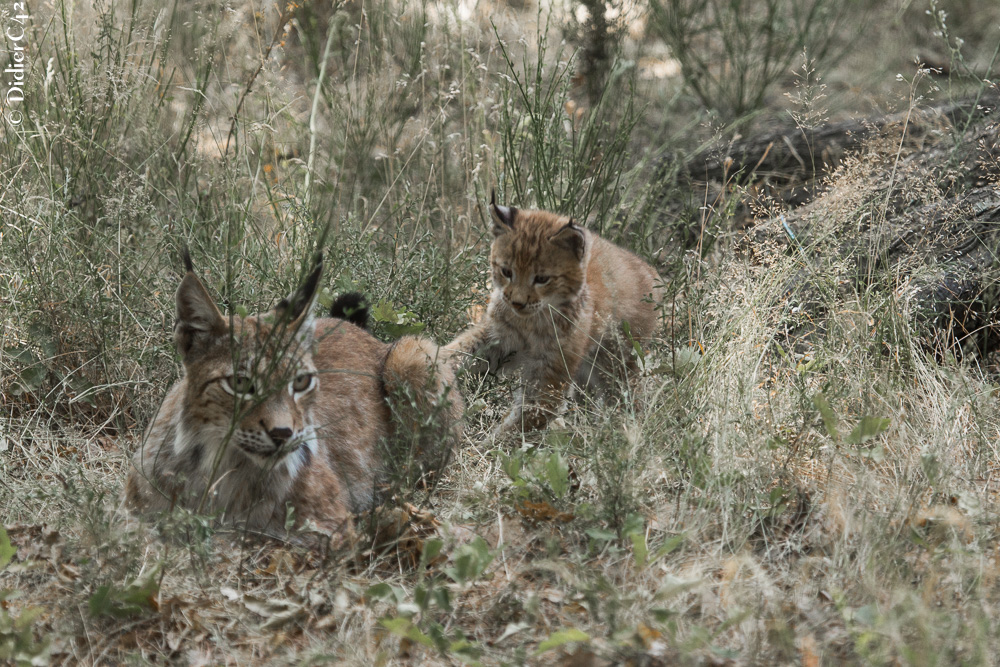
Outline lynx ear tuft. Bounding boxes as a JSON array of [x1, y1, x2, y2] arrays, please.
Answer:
[[174, 273, 226, 358], [489, 189, 517, 235], [181, 246, 194, 274], [276, 258, 324, 325], [549, 220, 586, 260]]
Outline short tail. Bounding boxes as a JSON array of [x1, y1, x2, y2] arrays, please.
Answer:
[[382, 336, 464, 485], [383, 337, 462, 418], [330, 292, 369, 329]]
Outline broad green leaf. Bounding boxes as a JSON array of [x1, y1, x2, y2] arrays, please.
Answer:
[[371, 300, 426, 337], [316, 287, 334, 309], [385, 321, 425, 337], [858, 445, 885, 463], [623, 513, 645, 536], [27, 323, 57, 359], [0, 527, 15, 570], [845, 416, 890, 445], [545, 452, 569, 499], [396, 601, 421, 617], [7, 347, 48, 393], [364, 582, 398, 603], [500, 453, 523, 484], [420, 538, 444, 570], [585, 528, 617, 542], [4, 346, 38, 366], [380, 617, 435, 648], [812, 392, 840, 441], [445, 537, 493, 585], [432, 586, 452, 613], [629, 530, 648, 568], [427, 621, 449, 652], [448, 636, 483, 662], [535, 628, 590, 654], [413, 584, 429, 612], [370, 300, 397, 323], [650, 533, 685, 564]]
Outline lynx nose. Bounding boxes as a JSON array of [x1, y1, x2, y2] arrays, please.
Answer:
[[510, 300, 526, 311], [267, 427, 294, 446]]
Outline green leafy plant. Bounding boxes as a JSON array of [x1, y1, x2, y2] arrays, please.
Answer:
[[370, 300, 427, 338], [87, 567, 161, 619], [0, 528, 50, 666], [445, 537, 495, 587], [369, 537, 490, 663], [813, 392, 891, 460]]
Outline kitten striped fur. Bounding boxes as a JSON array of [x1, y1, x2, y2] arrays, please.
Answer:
[[446, 194, 662, 433]]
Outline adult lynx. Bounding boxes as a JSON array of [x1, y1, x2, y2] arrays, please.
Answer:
[[125, 253, 462, 537], [446, 194, 661, 433]]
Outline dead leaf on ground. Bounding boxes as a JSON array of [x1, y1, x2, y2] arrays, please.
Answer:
[[559, 647, 612, 667], [6, 523, 64, 564], [801, 634, 820, 667], [516, 500, 574, 525], [362, 503, 444, 569]]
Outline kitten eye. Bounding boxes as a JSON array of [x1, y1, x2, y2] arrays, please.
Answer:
[[533, 275, 550, 285], [223, 375, 255, 395], [292, 373, 315, 393], [499, 266, 512, 279]]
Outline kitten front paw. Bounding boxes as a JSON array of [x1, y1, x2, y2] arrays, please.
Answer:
[[497, 406, 550, 435]]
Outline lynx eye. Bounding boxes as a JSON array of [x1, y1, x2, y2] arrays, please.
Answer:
[[291, 373, 315, 393], [222, 375, 255, 395], [533, 275, 550, 285], [499, 266, 512, 279]]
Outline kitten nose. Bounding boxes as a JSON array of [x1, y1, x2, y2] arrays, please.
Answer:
[[510, 300, 526, 311], [267, 427, 293, 446]]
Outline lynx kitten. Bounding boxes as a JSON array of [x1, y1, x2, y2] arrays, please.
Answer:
[[446, 194, 662, 433], [125, 252, 462, 537]]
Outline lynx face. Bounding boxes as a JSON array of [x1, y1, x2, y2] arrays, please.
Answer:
[[170, 261, 323, 477], [489, 201, 586, 317], [183, 319, 319, 466]]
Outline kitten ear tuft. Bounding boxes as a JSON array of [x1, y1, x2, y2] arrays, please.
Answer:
[[549, 220, 586, 260], [489, 189, 517, 235]]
